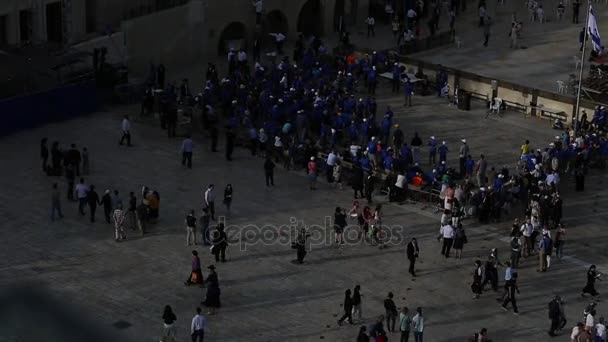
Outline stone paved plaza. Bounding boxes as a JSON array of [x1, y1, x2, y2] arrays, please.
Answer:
[[2, 82, 608, 342]]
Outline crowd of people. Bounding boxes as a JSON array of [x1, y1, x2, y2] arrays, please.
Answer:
[[37, 1, 608, 340]]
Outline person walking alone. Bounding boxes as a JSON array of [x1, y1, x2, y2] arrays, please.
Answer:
[[352, 285, 363, 322], [366, 15, 376, 37], [204, 184, 216, 220], [186, 210, 197, 246], [181, 135, 194, 168], [501, 271, 519, 314], [264, 157, 276, 186], [119, 115, 132, 146], [223, 184, 233, 212], [337, 289, 354, 326], [86, 185, 100, 223], [190, 307, 207, 342], [439, 222, 455, 258], [161, 305, 177, 339], [483, 16, 492, 47], [50, 183, 64, 221], [384, 292, 398, 332], [113, 203, 126, 241], [407, 238, 420, 277]]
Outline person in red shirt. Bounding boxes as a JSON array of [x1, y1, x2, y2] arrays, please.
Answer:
[[412, 173, 424, 186], [307, 157, 318, 190]]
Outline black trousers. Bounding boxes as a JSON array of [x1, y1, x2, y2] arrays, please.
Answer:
[[88, 204, 97, 222], [167, 121, 176, 138], [549, 317, 560, 334], [502, 286, 518, 312], [386, 313, 396, 332], [484, 34, 489, 46], [207, 201, 215, 220], [104, 206, 112, 223], [265, 172, 274, 186], [408, 258, 416, 275], [296, 246, 306, 263], [119, 131, 131, 146], [338, 309, 353, 324], [459, 157, 466, 177], [182, 152, 192, 168], [78, 198, 87, 215], [392, 79, 400, 93], [214, 245, 226, 262], [441, 238, 453, 257]]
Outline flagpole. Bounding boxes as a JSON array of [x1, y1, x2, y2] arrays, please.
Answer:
[[574, 0, 591, 134]]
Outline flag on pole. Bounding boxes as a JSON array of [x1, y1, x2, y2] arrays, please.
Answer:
[[588, 5, 602, 52]]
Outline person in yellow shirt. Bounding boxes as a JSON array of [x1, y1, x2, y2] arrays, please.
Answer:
[[520, 140, 530, 155]]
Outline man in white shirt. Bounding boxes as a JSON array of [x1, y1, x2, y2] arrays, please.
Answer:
[[270, 32, 285, 54], [119, 115, 132, 146], [74, 178, 89, 216], [326, 150, 338, 182], [439, 223, 455, 258], [237, 49, 248, 71], [366, 16, 376, 37], [520, 218, 533, 257], [596, 317, 607, 342], [252, 0, 263, 23], [191, 307, 208, 342], [204, 184, 216, 220], [407, 8, 417, 29]]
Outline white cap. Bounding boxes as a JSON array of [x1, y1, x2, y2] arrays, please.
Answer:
[[480, 187, 486, 191], [431, 136, 435, 139], [394, 62, 398, 66], [441, 161, 445, 164], [442, 141, 446, 145], [498, 174, 504, 178], [555, 136, 560, 140], [461, 139, 467, 143], [310, 156, 315, 161]]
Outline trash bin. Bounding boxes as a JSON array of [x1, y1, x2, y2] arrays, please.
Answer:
[[458, 91, 471, 111]]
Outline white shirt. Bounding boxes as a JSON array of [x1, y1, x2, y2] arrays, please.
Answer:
[[75, 183, 89, 199], [366, 17, 375, 25], [440, 224, 455, 239], [586, 314, 595, 329], [237, 51, 247, 62], [407, 9, 417, 18], [479, 6, 486, 17], [596, 323, 607, 339], [253, 0, 263, 13], [204, 188, 215, 204], [121, 118, 131, 132], [570, 326, 580, 341], [412, 313, 424, 332], [395, 174, 406, 188], [272, 33, 285, 42], [520, 223, 533, 237], [191, 314, 208, 333], [326, 152, 337, 166]]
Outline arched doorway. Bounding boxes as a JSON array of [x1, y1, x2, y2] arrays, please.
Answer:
[[217, 21, 247, 55], [266, 10, 288, 34], [297, 0, 324, 37]]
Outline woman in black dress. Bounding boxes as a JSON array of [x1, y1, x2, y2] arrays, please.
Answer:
[[453, 224, 467, 259], [203, 265, 221, 314], [223, 184, 233, 212], [471, 260, 483, 299], [582, 264, 600, 296], [334, 207, 347, 244]]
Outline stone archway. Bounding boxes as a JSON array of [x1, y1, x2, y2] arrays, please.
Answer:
[[297, 0, 324, 37], [217, 21, 247, 55], [266, 10, 288, 34]]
